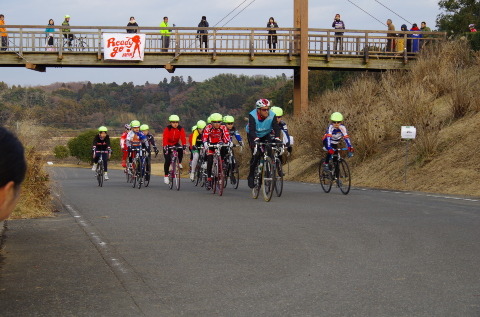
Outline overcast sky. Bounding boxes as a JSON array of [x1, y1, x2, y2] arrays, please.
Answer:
[[1, 0, 441, 86]]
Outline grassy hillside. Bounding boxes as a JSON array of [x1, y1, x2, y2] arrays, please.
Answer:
[[286, 39, 480, 196]]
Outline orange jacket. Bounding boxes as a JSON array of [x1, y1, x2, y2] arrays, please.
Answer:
[[0, 20, 7, 37]]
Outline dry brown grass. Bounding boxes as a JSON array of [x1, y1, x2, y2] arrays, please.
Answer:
[[9, 120, 55, 219], [286, 39, 480, 196]]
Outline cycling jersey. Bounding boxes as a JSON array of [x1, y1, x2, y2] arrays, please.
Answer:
[[163, 125, 186, 146], [126, 130, 148, 148], [227, 126, 243, 144], [92, 135, 112, 152], [189, 129, 203, 149], [145, 133, 157, 151], [202, 124, 230, 145], [120, 131, 128, 150], [323, 124, 352, 149], [271, 120, 291, 146], [246, 109, 280, 139]]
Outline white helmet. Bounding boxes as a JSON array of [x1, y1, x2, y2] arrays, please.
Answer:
[[255, 99, 270, 108]]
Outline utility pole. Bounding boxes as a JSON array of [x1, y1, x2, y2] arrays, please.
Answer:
[[293, 0, 309, 116]]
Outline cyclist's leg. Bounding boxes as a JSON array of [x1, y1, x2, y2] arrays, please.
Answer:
[[102, 152, 108, 171], [177, 146, 184, 164], [206, 153, 214, 178], [163, 148, 171, 176]]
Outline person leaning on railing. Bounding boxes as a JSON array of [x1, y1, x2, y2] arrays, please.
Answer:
[[0, 14, 8, 51], [160, 16, 173, 52], [0, 126, 27, 221], [267, 17, 278, 53], [45, 19, 55, 51]]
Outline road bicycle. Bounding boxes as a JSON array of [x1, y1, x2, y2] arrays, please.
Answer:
[[252, 142, 277, 202], [319, 147, 352, 195], [222, 144, 240, 189], [60, 34, 87, 51], [132, 148, 148, 189], [209, 143, 227, 196], [167, 145, 183, 191], [143, 149, 158, 188], [272, 143, 285, 197], [94, 150, 108, 187], [193, 146, 206, 187]]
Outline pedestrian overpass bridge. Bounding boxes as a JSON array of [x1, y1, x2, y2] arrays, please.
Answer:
[[0, 25, 445, 72]]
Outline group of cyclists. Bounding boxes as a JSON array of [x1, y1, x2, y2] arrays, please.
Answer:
[[91, 98, 354, 192]]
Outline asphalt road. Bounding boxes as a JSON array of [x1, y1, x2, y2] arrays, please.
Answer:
[[1, 166, 480, 316]]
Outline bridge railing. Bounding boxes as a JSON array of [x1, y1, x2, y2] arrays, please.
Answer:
[[0, 25, 446, 59]]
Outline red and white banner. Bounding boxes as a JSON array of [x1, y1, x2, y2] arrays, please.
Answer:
[[103, 33, 145, 61]]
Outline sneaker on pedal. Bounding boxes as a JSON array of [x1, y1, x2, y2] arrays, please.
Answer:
[[104, 172, 109, 180], [121, 160, 127, 168], [91, 163, 97, 171], [164, 176, 169, 184], [179, 163, 183, 169], [190, 172, 195, 181]]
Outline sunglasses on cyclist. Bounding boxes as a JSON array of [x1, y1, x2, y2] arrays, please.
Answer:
[[226, 123, 234, 125], [170, 121, 179, 123], [332, 121, 342, 124], [211, 121, 221, 123], [260, 108, 269, 112]]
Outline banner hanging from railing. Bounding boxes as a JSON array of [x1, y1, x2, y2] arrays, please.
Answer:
[[103, 33, 145, 61]]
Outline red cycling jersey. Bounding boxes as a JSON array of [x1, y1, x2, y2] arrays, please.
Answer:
[[202, 124, 230, 144], [163, 125, 186, 146]]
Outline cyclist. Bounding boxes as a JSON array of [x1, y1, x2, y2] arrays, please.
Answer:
[[223, 115, 243, 184], [120, 123, 131, 168], [246, 99, 281, 188], [140, 124, 158, 181], [126, 120, 149, 170], [202, 113, 230, 189], [469, 24, 477, 32], [162, 115, 187, 185], [270, 106, 292, 154], [188, 124, 197, 173], [91, 126, 112, 180], [322, 112, 354, 171], [189, 120, 206, 180], [62, 15, 73, 47]]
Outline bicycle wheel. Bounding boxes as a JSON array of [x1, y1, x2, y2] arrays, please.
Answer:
[[97, 162, 104, 187], [262, 157, 275, 202], [125, 164, 130, 183], [212, 158, 218, 194], [223, 162, 229, 189], [217, 157, 224, 196], [137, 159, 144, 189], [144, 161, 150, 188], [174, 159, 181, 191], [168, 159, 175, 190], [132, 159, 138, 188], [274, 158, 283, 197], [194, 164, 201, 186], [319, 159, 333, 193], [337, 159, 351, 195], [252, 163, 261, 199], [233, 165, 240, 190]]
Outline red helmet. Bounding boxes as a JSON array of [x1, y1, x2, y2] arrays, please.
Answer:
[[255, 99, 271, 108]]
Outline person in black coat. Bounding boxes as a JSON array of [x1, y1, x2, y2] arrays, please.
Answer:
[[127, 17, 138, 33], [197, 16, 209, 52], [267, 17, 278, 53]]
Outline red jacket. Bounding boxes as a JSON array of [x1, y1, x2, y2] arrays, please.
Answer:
[[163, 125, 186, 146]]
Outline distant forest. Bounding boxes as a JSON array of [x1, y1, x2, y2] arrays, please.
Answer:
[[0, 71, 356, 131]]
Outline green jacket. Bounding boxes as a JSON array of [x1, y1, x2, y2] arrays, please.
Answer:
[[62, 20, 70, 33], [160, 22, 171, 36], [421, 26, 432, 38]]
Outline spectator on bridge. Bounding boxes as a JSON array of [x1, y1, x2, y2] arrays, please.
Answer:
[[45, 19, 55, 51], [397, 24, 408, 53], [409, 23, 422, 54], [267, 17, 278, 53], [332, 14, 345, 54], [420, 21, 431, 49], [0, 14, 8, 51], [469, 24, 477, 32], [160, 16, 173, 52], [0, 127, 26, 221], [386, 19, 396, 52], [62, 15, 73, 48], [197, 16, 209, 52], [127, 17, 138, 33]]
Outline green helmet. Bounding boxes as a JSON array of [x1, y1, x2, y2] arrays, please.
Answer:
[[65, 15, 71, 18], [191, 125, 197, 132], [130, 120, 141, 128], [196, 120, 207, 129], [223, 115, 235, 123], [271, 106, 283, 117], [169, 114, 180, 122], [207, 116, 212, 123], [210, 113, 223, 122], [98, 126, 108, 132], [330, 112, 344, 122], [140, 124, 149, 131]]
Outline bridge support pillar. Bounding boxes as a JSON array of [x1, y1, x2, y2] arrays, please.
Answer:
[[293, 0, 308, 116]]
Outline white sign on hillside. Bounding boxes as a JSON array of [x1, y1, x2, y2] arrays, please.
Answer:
[[401, 126, 416, 139], [103, 33, 145, 61]]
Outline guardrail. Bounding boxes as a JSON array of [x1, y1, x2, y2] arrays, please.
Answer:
[[0, 25, 446, 61]]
